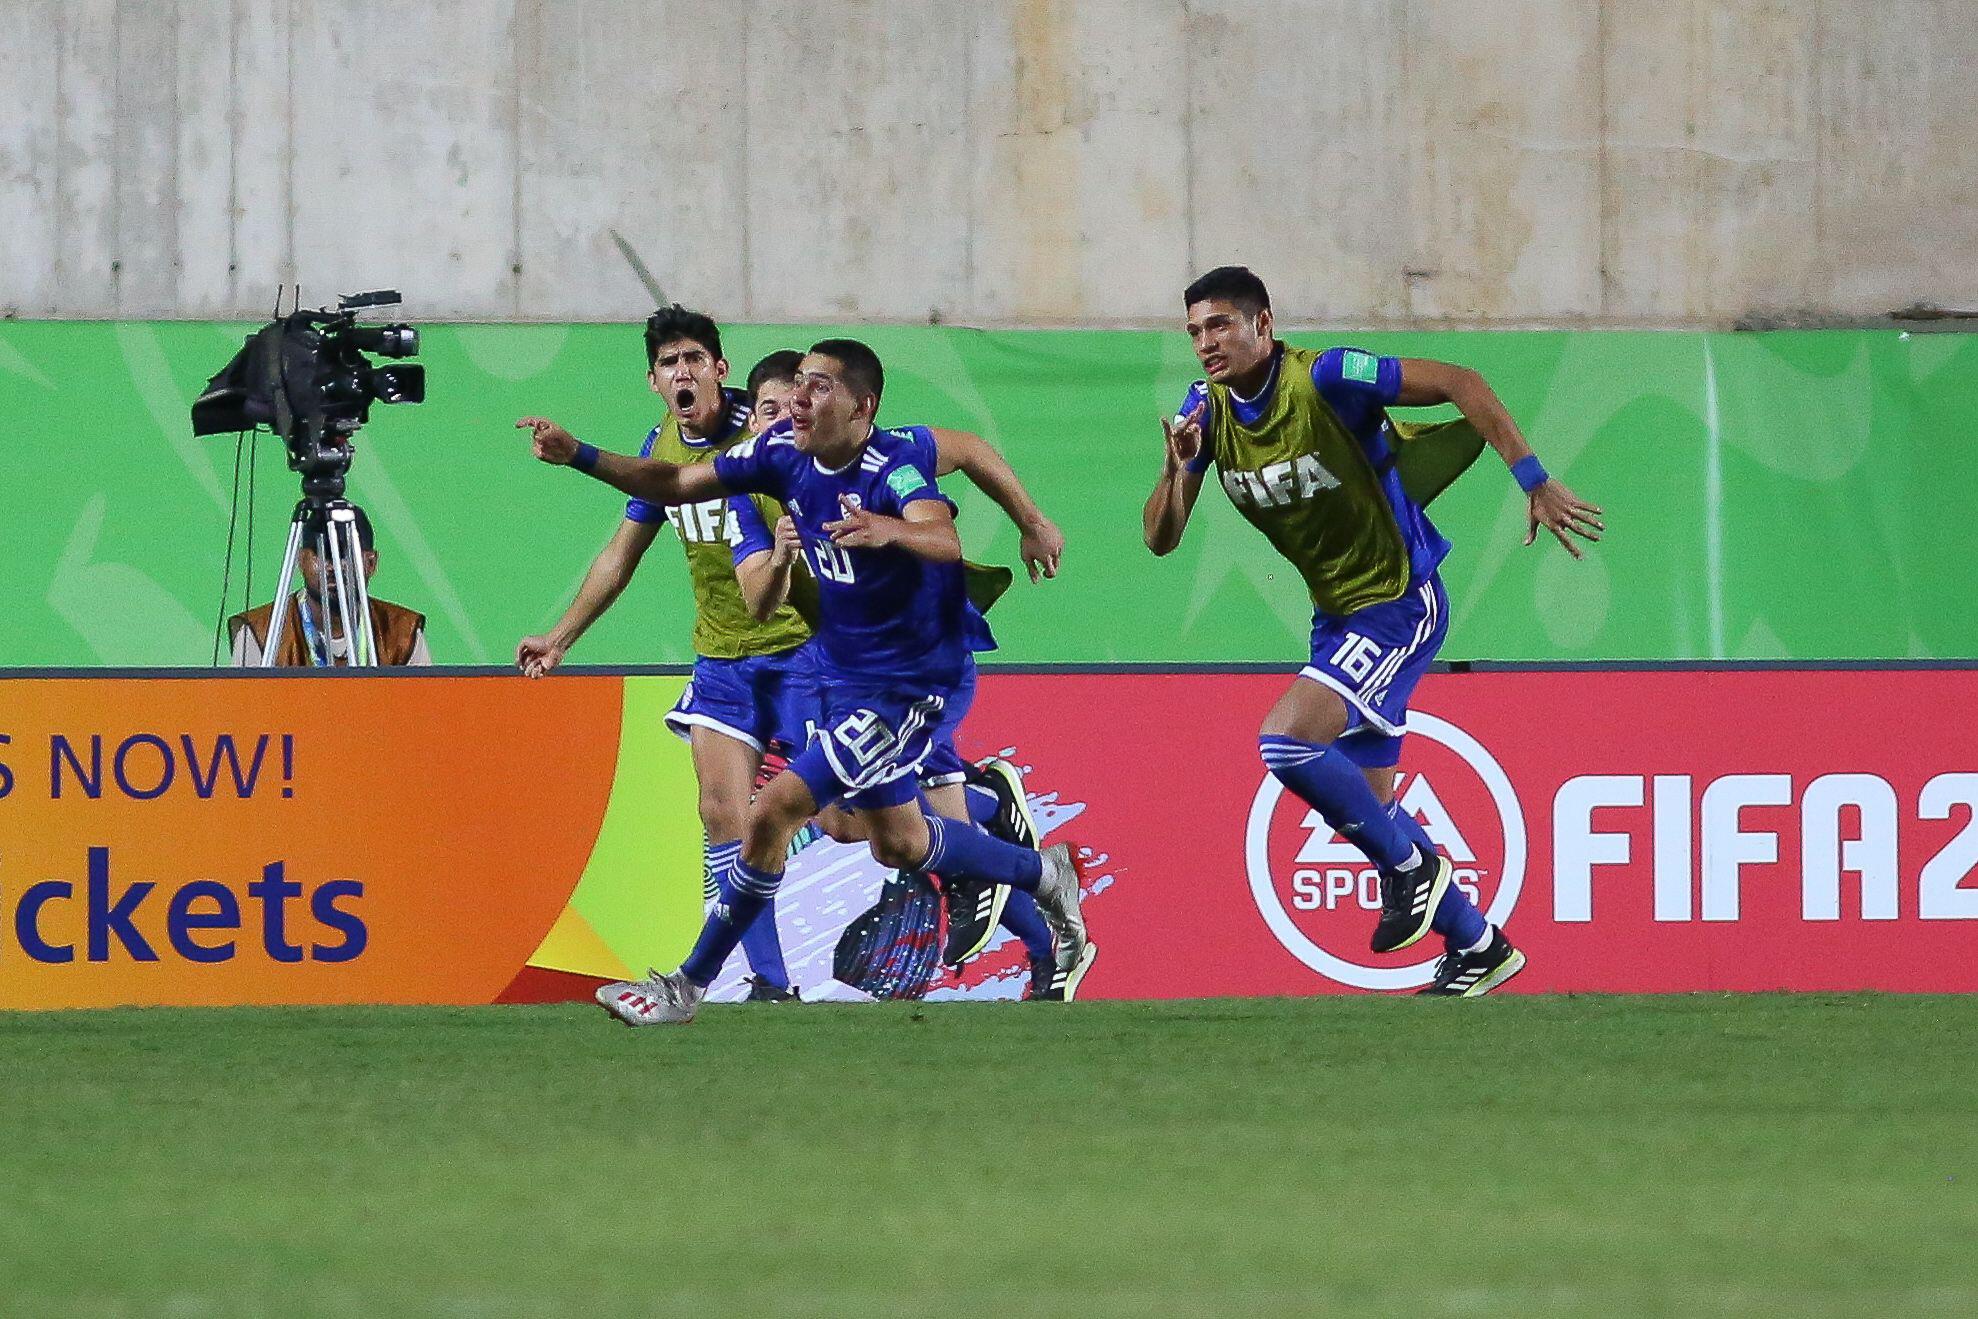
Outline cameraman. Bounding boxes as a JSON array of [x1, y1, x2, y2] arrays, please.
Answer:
[[228, 505, 431, 666]]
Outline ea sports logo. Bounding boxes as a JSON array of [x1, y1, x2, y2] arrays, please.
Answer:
[[1245, 713, 1526, 990]]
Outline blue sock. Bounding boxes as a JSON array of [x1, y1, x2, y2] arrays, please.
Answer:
[[1386, 801, 1488, 949], [680, 856, 781, 986], [1259, 735, 1415, 872], [709, 834, 788, 985], [1000, 888, 1054, 961], [920, 814, 1044, 891], [738, 898, 789, 987], [963, 783, 999, 828]]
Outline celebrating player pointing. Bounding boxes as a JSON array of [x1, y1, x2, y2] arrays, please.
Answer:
[[520, 339, 1088, 1024], [1145, 266, 1601, 996]]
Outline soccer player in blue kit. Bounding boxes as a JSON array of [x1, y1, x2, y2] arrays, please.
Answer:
[[731, 431, 1087, 999], [1146, 267, 1601, 994], [518, 339, 1090, 1025]]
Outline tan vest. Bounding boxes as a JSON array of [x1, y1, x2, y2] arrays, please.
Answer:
[[230, 596, 427, 666]]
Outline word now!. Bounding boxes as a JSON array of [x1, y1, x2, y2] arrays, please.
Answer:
[[47, 733, 296, 801]]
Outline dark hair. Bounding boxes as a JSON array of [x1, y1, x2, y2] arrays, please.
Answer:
[[746, 349, 805, 401], [302, 504, 375, 552], [644, 304, 723, 369], [808, 338, 884, 406], [1183, 266, 1271, 316]]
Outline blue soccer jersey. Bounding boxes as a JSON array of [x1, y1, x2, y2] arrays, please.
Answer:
[[714, 420, 969, 686], [728, 433, 999, 655]]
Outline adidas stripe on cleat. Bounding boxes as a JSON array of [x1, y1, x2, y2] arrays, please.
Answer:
[[595, 968, 704, 1026], [1370, 852, 1452, 954], [1417, 929, 1527, 997], [941, 877, 1010, 967], [1035, 940, 1098, 1001], [970, 757, 1039, 849]]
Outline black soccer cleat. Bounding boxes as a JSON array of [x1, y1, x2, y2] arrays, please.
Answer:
[[1022, 952, 1056, 1001], [1035, 940, 1097, 1001], [967, 757, 1039, 849], [1416, 928, 1527, 997], [1370, 851, 1453, 954], [743, 975, 801, 1003], [941, 877, 1010, 967]]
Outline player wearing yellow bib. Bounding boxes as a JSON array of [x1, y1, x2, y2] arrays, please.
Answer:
[[1144, 267, 1602, 996], [517, 308, 817, 1001]]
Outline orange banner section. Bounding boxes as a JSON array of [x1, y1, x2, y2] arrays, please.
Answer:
[[0, 677, 623, 1008]]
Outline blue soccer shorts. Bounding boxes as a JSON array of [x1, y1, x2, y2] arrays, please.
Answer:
[[789, 675, 954, 812], [664, 642, 821, 753], [1298, 573, 1448, 768]]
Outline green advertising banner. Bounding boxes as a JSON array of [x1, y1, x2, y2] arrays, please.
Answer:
[[1, 322, 1972, 666]]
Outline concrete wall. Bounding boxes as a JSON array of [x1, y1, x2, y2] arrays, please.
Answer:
[[1, 0, 1973, 326]]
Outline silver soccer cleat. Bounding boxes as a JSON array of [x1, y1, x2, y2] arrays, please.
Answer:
[[595, 968, 705, 1026], [1033, 843, 1089, 975]]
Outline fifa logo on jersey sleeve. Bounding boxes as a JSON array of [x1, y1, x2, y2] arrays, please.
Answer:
[[1221, 454, 1340, 510]]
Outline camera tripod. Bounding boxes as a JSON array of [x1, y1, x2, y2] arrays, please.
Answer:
[[262, 497, 378, 667]]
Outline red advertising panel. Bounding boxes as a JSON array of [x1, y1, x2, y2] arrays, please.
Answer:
[[958, 669, 1978, 996]]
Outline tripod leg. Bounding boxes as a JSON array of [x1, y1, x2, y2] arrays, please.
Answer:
[[261, 513, 309, 668], [316, 528, 338, 663], [324, 511, 365, 668], [346, 520, 380, 666]]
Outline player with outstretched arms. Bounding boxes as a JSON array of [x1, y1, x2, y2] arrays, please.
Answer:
[[1144, 267, 1602, 995], [515, 310, 816, 1002], [519, 339, 1089, 1025]]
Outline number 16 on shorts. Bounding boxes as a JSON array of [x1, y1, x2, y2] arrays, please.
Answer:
[[1330, 635, 1384, 683]]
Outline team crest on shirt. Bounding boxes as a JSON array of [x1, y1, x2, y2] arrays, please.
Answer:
[[1244, 713, 1527, 990]]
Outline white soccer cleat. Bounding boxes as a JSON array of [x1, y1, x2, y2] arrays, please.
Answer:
[[1033, 843, 1089, 975], [595, 968, 705, 1026]]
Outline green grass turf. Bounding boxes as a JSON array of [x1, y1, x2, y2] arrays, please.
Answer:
[[1, 995, 1974, 1317]]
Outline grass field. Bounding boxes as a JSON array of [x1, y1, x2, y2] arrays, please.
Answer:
[[2, 995, 1974, 1317]]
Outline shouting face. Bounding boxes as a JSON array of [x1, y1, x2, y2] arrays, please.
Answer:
[[648, 336, 729, 436]]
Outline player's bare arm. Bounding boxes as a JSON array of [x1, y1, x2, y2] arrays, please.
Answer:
[[517, 518, 663, 677], [927, 427, 1065, 581], [515, 416, 729, 505], [1143, 401, 1207, 556], [1391, 360, 1605, 559], [824, 495, 962, 562], [736, 514, 803, 621]]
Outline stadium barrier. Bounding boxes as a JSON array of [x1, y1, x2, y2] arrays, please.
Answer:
[[2, 664, 1973, 1009]]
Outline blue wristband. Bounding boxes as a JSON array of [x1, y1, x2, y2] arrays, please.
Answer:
[[1511, 454, 1548, 493], [571, 442, 600, 473]]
